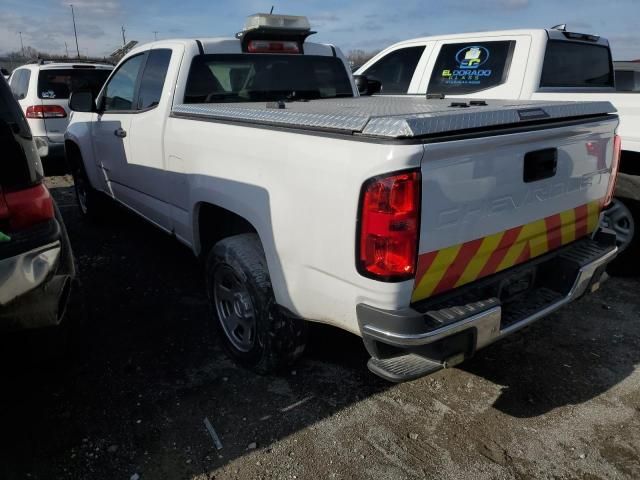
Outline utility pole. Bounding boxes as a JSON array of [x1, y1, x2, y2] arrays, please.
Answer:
[[153, 31, 158, 41], [121, 26, 126, 47], [65, 41, 69, 58], [19, 31, 25, 58], [70, 4, 80, 58]]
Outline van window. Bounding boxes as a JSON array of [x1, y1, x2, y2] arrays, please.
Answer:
[[427, 41, 515, 95], [362, 46, 425, 94], [37, 68, 110, 99], [137, 49, 172, 109], [9, 69, 31, 100], [540, 41, 613, 88]]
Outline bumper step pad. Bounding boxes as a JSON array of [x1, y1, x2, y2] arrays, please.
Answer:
[[368, 354, 443, 383]]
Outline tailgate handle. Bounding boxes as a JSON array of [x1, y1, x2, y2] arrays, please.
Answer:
[[523, 148, 557, 183]]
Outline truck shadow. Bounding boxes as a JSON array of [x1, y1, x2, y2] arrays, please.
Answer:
[[460, 278, 640, 418], [0, 182, 638, 479]]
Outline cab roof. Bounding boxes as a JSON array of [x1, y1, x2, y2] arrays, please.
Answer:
[[19, 62, 113, 71], [386, 28, 609, 48], [128, 38, 337, 57]]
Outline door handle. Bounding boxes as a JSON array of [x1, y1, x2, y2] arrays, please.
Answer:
[[114, 127, 127, 138], [523, 148, 557, 183]]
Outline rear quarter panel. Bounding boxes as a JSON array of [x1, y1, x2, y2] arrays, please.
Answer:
[[164, 117, 424, 333]]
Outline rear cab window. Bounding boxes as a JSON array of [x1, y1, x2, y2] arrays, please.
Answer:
[[427, 41, 515, 95], [37, 67, 111, 100], [184, 54, 353, 103], [361, 46, 425, 94], [540, 41, 613, 88]]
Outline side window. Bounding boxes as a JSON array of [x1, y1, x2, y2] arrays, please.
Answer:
[[8, 70, 22, 95], [427, 41, 515, 95], [615, 70, 640, 92], [102, 54, 146, 112], [10, 70, 30, 99], [362, 46, 425, 94], [19, 70, 31, 99], [137, 49, 172, 110]]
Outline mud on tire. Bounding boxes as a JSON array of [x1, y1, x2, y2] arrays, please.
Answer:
[[205, 233, 307, 374]]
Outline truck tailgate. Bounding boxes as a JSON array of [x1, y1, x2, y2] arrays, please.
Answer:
[[412, 116, 618, 302]]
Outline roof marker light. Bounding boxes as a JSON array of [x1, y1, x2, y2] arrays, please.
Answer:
[[243, 14, 311, 32]]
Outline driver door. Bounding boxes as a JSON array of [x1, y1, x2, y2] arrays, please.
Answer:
[[92, 53, 146, 205]]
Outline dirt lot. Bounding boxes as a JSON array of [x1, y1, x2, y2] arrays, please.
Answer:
[[1, 176, 639, 480]]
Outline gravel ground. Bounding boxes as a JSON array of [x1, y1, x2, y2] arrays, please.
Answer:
[[0, 176, 638, 480]]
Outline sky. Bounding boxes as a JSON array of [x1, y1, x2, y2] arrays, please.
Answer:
[[1, 0, 639, 59]]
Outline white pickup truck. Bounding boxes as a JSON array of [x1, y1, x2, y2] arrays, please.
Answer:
[[65, 14, 621, 382], [356, 27, 640, 272]]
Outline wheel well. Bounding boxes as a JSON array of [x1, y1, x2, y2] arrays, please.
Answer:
[[197, 203, 257, 257], [620, 150, 640, 176], [64, 140, 81, 171]]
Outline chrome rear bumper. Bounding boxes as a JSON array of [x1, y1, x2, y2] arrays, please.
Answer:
[[357, 231, 617, 381]]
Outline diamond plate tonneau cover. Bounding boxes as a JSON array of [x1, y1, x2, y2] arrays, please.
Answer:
[[171, 97, 616, 139]]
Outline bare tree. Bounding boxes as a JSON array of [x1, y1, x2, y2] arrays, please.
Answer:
[[347, 49, 380, 69]]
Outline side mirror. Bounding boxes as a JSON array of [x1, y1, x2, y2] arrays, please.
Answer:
[[69, 91, 96, 112], [353, 75, 382, 96]]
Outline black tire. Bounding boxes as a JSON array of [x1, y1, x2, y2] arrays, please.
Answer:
[[607, 199, 639, 277], [206, 233, 307, 374], [69, 155, 108, 220]]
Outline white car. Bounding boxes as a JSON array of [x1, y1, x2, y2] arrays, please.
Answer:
[[65, 14, 620, 382], [356, 27, 640, 270], [8, 61, 112, 162]]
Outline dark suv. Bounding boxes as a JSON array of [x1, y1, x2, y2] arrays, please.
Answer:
[[0, 76, 74, 331]]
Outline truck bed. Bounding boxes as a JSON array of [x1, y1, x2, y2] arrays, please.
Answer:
[[172, 97, 615, 139]]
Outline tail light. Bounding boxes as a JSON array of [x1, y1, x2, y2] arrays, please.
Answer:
[[247, 40, 300, 53], [604, 134, 622, 206], [358, 170, 421, 281], [0, 184, 54, 232], [25, 105, 67, 119]]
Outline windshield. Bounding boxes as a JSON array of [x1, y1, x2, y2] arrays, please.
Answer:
[[184, 54, 353, 103], [37, 68, 111, 100]]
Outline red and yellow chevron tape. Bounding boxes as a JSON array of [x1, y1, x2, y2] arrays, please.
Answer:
[[411, 200, 602, 302]]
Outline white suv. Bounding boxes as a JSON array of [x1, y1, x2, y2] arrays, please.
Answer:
[[8, 61, 112, 162]]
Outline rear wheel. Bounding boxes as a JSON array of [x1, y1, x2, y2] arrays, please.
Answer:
[[606, 199, 639, 276], [206, 233, 307, 374]]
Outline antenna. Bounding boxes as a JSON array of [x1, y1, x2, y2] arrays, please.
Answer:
[[269, 5, 274, 14]]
